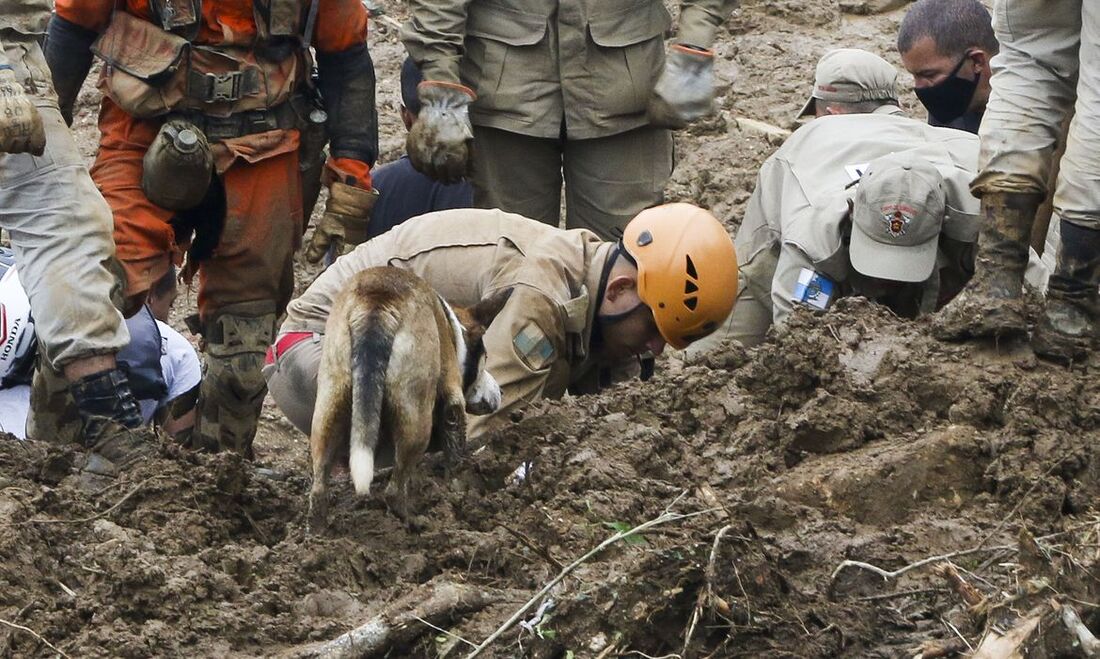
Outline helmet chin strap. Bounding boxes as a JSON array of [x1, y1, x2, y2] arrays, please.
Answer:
[[597, 241, 643, 325], [598, 301, 644, 325]]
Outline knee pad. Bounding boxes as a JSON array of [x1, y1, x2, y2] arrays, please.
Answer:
[[196, 301, 277, 457]]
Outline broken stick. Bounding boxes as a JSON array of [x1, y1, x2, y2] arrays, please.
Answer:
[[289, 577, 515, 659], [1059, 603, 1100, 657], [830, 544, 1013, 587]]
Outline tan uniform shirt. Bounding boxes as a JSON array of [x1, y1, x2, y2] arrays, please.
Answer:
[[283, 208, 616, 436], [401, 0, 738, 140], [731, 109, 981, 340]]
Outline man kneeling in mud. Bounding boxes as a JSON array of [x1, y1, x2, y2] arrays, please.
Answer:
[[688, 49, 982, 354], [265, 203, 739, 450]]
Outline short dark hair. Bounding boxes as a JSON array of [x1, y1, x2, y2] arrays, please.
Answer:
[[898, 0, 998, 58], [151, 264, 177, 300], [400, 56, 425, 116]]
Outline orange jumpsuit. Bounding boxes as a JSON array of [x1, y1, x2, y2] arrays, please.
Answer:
[[55, 0, 372, 319]]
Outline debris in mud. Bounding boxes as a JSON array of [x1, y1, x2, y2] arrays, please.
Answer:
[[0, 299, 1098, 657], [33, 0, 1100, 656]]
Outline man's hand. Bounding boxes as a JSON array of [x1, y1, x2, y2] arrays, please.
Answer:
[[304, 182, 379, 263], [406, 81, 475, 184], [0, 66, 45, 155], [647, 45, 717, 130]]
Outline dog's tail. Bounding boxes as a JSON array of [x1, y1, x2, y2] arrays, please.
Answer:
[[348, 310, 396, 495]]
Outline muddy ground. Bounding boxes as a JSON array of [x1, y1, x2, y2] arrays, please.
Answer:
[[3, 0, 1098, 657]]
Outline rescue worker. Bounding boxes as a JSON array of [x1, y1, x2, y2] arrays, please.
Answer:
[[898, 1, 1065, 289], [345, 56, 473, 244], [45, 0, 379, 458], [0, 1, 154, 467], [265, 203, 738, 442], [0, 259, 202, 442], [897, 0, 996, 135], [689, 49, 981, 351], [934, 1, 1098, 364], [796, 49, 901, 118], [400, 0, 739, 239]]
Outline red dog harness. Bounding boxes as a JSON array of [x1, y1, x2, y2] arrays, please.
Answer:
[[264, 331, 314, 366]]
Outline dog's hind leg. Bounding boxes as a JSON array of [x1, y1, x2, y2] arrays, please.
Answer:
[[384, 390, 435, 524], [308, 348, 352, 534], [434, 386, 468, 471]]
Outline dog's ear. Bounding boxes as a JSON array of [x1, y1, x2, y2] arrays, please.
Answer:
[[470, 287, 514, 328]]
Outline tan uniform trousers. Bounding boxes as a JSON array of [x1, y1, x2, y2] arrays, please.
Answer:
[[974, 0, 1100, 229], [0, 31, 128, 369], [471, 125, 674, 240]]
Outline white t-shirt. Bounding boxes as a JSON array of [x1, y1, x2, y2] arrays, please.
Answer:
[[0, 321, 202, 439]]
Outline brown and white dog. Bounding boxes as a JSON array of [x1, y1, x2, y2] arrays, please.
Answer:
[[308, 266, 511, 529]]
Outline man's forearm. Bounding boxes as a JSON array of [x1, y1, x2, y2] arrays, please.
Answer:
[[400, 0, 476, 83], [677, 0, 739, 48]]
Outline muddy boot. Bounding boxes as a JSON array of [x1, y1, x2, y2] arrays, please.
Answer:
[[67, 368, 157, 488], [71, 368, 154, 455], [1031, 220, 1100, 364], [27, 356, 83, 444], [932, 192, 1043, 340], [194, 301, 276, 459]]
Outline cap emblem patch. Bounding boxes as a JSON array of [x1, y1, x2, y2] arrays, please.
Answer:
[[880, 204, 915, 238]]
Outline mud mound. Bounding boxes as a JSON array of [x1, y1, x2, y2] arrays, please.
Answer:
[[42, 0, 1100, 656], [1, 300, 1098, 657]]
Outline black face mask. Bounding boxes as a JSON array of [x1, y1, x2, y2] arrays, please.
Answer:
[[914, 53, 980, 123]]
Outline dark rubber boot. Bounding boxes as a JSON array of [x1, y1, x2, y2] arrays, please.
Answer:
[[1031, 220, 1100, 364], [932, 191, 1043, 340]]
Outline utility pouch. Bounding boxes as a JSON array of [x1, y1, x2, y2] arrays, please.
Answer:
[[92, 11, 190, 117], [94, 11, 303, 118]]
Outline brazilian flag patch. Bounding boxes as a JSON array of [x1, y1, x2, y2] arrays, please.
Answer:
[[513, 322, 555, 371]]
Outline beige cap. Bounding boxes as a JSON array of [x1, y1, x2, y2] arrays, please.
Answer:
[[849, 151, 947, 283], [798, 48, 900, 117]]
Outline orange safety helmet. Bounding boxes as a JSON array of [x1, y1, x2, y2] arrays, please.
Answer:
[[621, 203, 738, 349]]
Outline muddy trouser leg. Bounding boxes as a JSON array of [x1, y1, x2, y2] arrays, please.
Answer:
[[470, 126, 563, 227], [933, 0, 1081, 340], [263, 336, 322, 437], [683, 245, 777, 357], [0, 35, 131, 443], [196, 301, 277, 458], [192, 149, 303, 458], [1031, 1, 1100, 362], [562, 126, 674, 241]]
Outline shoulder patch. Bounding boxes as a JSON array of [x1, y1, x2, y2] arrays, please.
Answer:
[[513, 321, 556, 371], [792, 268, 836, 311]]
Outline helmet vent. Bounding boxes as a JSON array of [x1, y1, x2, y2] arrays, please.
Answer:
[[685, 255, 698, 279], [685, 281, 699, 294], [637, 230, 654, 247], [684, 296, 698, 311]]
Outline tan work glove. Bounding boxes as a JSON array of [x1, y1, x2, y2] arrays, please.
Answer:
[[0, 65, 46, 155], [406, 81, 475, 184], [647, 45, 717, 130], [305, 181, 379, 263]]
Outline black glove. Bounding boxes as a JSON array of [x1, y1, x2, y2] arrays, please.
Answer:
[[647, 44, 717, 130]]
